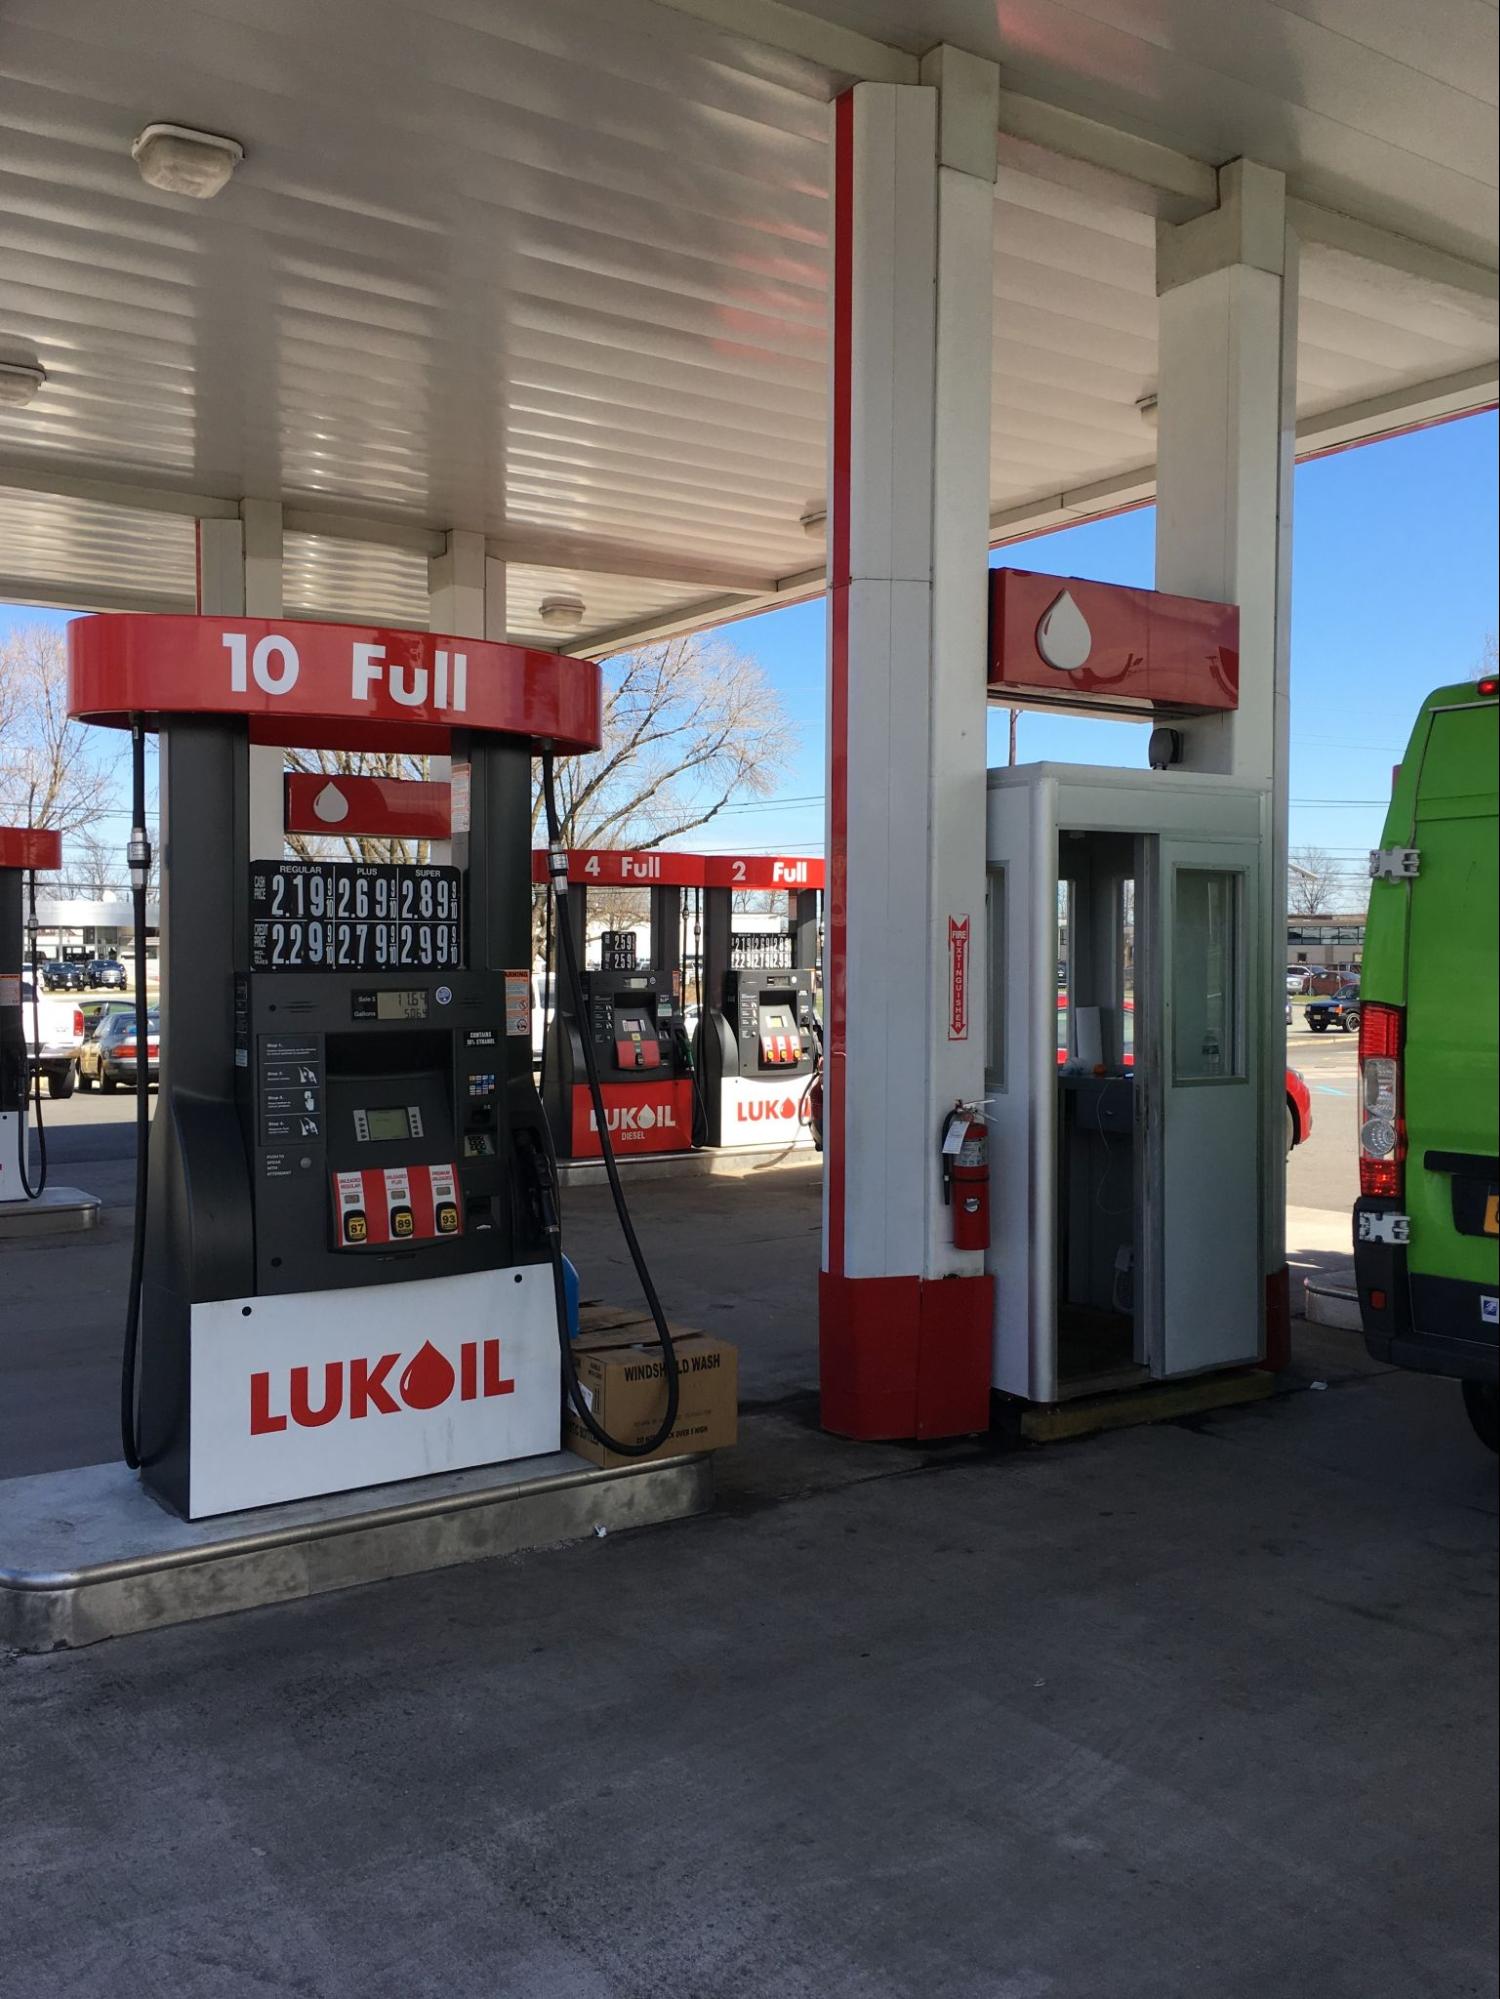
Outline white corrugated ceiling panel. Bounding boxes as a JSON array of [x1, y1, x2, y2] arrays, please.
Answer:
[[0, 0, 1493, 643]]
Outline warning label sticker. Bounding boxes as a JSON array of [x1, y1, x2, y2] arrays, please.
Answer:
[[504, 969, 531, 1039]]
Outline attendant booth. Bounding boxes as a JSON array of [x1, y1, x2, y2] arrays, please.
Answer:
[[984, 571, 1267, 1403]]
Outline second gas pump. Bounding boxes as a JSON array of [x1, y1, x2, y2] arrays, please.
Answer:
[[537, 848, 703, 1160]]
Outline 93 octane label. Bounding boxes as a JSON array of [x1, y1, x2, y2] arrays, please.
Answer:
[[250, 862, 461, 972]]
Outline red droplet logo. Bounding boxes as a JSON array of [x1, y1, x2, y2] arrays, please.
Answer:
[[399, 1340, 456, 1410], [781, 1099, 795, 1119]]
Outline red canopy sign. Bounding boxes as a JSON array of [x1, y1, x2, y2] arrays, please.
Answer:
[[285, 774, 451, 840], [530, 849, 707, 888], [701, 855, 825, 891], [0, 827, 63, 872], [989, 570, 1238, 717], [67, 614, 601, 755], [530, 851, 826, 890]]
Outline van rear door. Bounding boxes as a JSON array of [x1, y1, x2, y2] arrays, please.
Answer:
[[1404, 696, 1499, 1340]]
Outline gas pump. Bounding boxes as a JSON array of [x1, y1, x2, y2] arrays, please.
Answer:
[[696, 856, 823, 1149], [67, 613, 678, 1518], [0, 826, 63, 1205], [536, 847, 702, 1159]]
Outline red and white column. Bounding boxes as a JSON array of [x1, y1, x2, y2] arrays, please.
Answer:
[[820, 51, 998, 1439]]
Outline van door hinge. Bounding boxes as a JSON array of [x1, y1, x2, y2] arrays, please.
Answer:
[[1369, 847, 1419, 881], [1358, 1211, 1410, 1245]]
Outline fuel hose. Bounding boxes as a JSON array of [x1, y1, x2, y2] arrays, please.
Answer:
[[119, 715, 152, 1469], [16, 865, 48, 1198], [537, 745, 680, 1457]]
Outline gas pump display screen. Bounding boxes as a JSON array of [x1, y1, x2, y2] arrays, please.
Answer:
[[250, 861, 461, 972], [363, 1106, 413, 1143], [351, 989, 429, 1022]]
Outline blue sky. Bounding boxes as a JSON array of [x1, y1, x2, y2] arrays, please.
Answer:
[[695, 408, 1499, 877], [4, 410, 1495, 882]]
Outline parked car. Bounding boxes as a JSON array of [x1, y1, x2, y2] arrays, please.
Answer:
[[1286, 1068, 1312, 1153], [1355, 672, 1498, 1453], [78, 1008, 160, 1091], [1304, 984, 1361, 1033], [1286, 967, 1311, 994], [84, 958, 127, 990], [40, 959, 86, 993], [19, 979, 84, 1097]]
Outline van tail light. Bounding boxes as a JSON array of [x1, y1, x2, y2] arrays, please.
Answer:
[[1358, 1003, 1405, 1200]]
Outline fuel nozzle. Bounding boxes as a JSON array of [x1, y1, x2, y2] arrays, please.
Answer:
[[517, 1129, 562, 1242]]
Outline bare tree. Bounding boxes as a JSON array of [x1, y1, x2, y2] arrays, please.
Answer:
[[66, 827, 125, 898], [1288, 845, 1346, 916], [534, 635, 794, 959], [0, 625, 120, 836]]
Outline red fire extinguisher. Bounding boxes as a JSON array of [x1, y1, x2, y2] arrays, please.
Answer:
[[941, 1102, 990, 1251]]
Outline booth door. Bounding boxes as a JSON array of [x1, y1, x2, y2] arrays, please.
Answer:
[[1149, 838, 1261, 1376]]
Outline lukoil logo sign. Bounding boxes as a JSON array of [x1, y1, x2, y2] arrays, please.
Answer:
[[249, 1336, 515, 1434], [587, 1101, 679, 1137], [734, 1094, 810, 1125], [188, 1270, 560, 1518]]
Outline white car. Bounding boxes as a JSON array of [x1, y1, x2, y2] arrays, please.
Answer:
[[20, 979, 84, 1098]]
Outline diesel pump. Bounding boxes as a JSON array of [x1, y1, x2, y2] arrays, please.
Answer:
[[67, 611, 678, 1519]]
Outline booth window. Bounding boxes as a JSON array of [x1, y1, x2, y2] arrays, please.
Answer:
[[1173, 869, 1243, 1082], [986, 869, 1005, 1091], [1056, 879, 1073, 1067]]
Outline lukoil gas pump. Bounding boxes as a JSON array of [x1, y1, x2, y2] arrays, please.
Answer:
[[67, 613, 680, 1519], [696, 854, 823, 1149], [0, 825, 63, 1206], [536, 846, 703, 1159]]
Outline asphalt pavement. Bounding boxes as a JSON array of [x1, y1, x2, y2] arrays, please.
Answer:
[[3, 1048, 1496, 1997]]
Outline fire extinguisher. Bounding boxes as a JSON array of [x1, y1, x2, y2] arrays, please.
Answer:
[[940, 1102, 989, 1251]]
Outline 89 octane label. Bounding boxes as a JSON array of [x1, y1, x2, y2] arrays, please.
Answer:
[[251, 861, 461, 972]]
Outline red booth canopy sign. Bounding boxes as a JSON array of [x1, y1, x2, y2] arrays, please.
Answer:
[[285, 774, 451, 840], [67, 614, 601, 755], [989, 570, 1238, 717], [0, 826, 63, 872]]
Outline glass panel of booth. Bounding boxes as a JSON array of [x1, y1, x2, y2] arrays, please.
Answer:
[[985, 869, 1004, 1091], [1171, 868, 1243, 1083]]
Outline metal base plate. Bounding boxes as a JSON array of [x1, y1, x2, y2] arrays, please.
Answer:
[[0, 1448, 712, 1652], [0, 1185, 102, 1238], [1013, 1367, 1275, 1443]]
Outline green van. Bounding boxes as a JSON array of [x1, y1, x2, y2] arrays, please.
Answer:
[[1355, 672, 1499, 1450]]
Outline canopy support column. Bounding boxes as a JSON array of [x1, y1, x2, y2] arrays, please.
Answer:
[[1155, 159, 1300, 1366], [819, 49, 998, 1440]]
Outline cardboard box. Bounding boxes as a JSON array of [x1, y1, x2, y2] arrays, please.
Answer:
[[563, 1327, 737, 1469]]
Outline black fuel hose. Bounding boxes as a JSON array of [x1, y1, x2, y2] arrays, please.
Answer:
[[16, 866, 48, 1198], [119, 715, 152, 1470], [539, 746, 679, 1458]]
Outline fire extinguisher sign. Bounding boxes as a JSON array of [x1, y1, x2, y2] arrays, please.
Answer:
[[947, 915, 970, 1041]]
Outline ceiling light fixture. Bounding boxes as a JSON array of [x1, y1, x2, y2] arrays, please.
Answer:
[[539, 594, 585, 631], [1135, 392, 1159, 428], [0, 360, 46, 408], [131, 122, 244, 199], [799, 500, 827, 537]]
